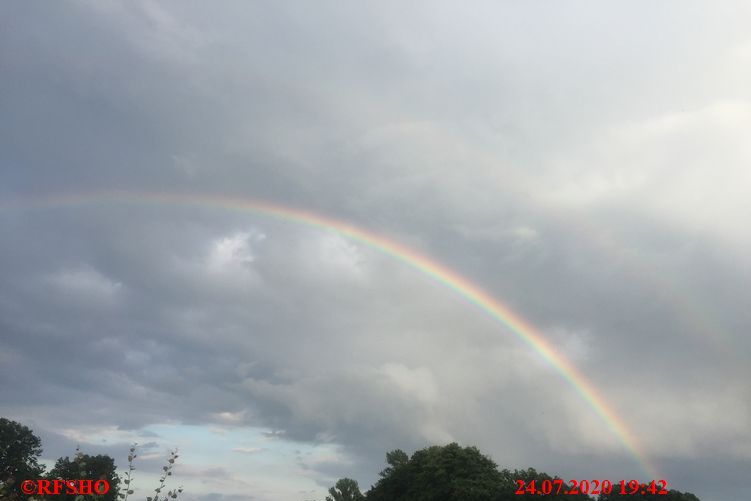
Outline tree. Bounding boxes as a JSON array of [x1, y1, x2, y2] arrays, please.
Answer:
[[361, 444, 614, 501], [0, 420, 184, 501], [0, 417, 45, 500], [367, 443, 507, 501], [47, 447, 120, 501], [325, 477, 365, 501], [378, 449, 408, 479]]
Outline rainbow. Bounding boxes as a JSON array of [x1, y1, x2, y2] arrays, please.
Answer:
[[1, 190, 659, 478]]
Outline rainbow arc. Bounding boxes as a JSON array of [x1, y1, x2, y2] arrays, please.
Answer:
[[1, 190, 659, 478]]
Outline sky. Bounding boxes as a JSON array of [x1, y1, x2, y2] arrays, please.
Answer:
[[1, 1, 750, 500]]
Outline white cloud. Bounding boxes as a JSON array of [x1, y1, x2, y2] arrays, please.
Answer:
[[544, 326, 593, 364], [57, 425, 142, 446], [213, 411, 246, 425], [207, 231, 262, 272], [299, 233, 367, 281], [46, 266, 123, 305], [540, 100, 751, 249], [165, 230, 266, 294], [232, 447, 265, 454]]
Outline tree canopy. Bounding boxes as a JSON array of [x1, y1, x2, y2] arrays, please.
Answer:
[[47, 449, 121, 501], [0, 418, 181, 501], [326, 443, 702, 501], [367, 443, 508, 501], [325, 477, 365, 501], [0, 417, 45, 500], [0, 418, 703, 501]]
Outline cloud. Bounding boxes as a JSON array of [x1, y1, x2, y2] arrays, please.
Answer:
[[299, 233, 367, 282], [214, 412, 247, 425], [231, 447, 265, 455], [45, 266, 123, 305], [379, 363, 439, 405], [207, 232, 262, 272]]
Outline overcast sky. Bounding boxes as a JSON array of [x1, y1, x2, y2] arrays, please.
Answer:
[[1, 2, 750, 501]]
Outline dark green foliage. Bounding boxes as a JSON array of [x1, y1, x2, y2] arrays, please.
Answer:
[[378, 449, 408, 479], [0, 417, 45, 500], [325, 477, 365, 501], [0, 419, 184, 501], [366, 443, 507, 501], [1, 418, 702, 501], [326, 444, 702, 501], [47, 449, 121, 501]]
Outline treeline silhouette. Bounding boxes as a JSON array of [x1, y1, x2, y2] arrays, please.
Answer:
[[1, 417, 700, 500], [323, 443, 700, 501], [0, 418, 181, 501]]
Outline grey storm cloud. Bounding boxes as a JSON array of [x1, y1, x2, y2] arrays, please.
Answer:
[[2, 1, 750, 500]]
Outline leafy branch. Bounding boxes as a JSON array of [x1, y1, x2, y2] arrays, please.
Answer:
[[118, 445, 182, 501]]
